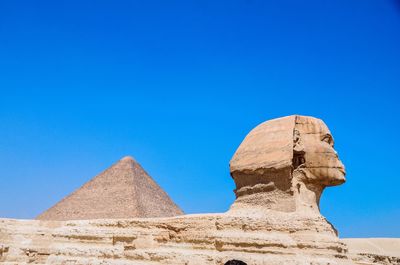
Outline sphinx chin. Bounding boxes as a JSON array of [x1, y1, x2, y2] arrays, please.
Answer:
[[324, 168, 346, 186], [306, 167, 346, 187]]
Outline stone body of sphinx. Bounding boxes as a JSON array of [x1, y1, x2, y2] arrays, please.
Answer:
[[0, 115, 359, 265]]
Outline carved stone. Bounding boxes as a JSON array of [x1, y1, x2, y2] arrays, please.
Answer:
[[230, 115, 346, 216]]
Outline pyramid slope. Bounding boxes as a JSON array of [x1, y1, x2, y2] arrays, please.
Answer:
[[36, 156, 183, 220]]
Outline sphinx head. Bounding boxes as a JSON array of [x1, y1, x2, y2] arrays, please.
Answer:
[[229, 115, 345, 213]]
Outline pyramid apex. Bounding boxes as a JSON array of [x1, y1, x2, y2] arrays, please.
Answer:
[[120, 156, 136, 163]]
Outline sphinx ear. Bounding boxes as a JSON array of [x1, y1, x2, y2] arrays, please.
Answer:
[[293, 129, 305, 169]]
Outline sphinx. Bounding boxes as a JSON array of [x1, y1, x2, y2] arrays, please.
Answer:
[[0, 115, 355, 265], [230, 115, 345, 216]]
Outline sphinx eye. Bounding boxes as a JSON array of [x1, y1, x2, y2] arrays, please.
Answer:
[[322, 134, 334, 146]]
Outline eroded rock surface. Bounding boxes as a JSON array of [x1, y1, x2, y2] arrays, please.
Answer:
[[0, 214, 351, 265], [230, 115, 345, 215]]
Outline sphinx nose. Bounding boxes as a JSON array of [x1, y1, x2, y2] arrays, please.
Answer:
[[334, 150, 339, 158]]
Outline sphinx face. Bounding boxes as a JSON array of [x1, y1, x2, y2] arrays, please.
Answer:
[[296, 117, 346, 186]]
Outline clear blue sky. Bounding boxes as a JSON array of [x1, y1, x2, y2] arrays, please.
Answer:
[[0, 1, 399, 238]]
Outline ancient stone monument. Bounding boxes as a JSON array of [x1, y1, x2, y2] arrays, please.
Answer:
[[0, 115, 399, 264], [37, 156, 183, 220], [230, 115, 345, 215]]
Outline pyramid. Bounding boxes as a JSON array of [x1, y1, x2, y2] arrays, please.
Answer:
[[36, 156, 183, 220]]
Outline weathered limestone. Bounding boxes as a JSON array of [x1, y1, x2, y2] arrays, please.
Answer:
[[37, 156, 183, 220], [0, 215, 350, 265], [1, 218, 399, 265], [0, 115, 398, 264], [230, 115, 345, 215]]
